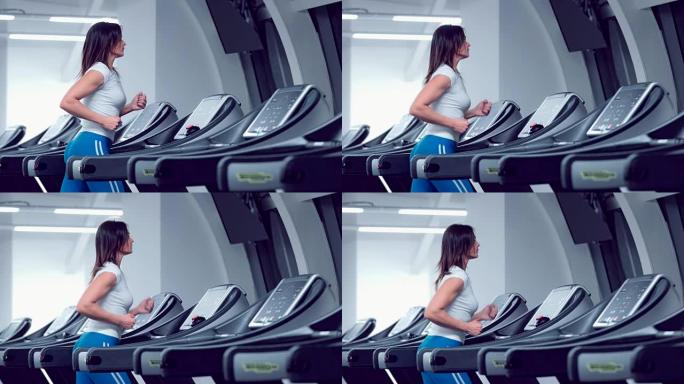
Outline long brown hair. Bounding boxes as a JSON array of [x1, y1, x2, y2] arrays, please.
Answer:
[[425, 25, 467, 84], [435, 224, 475, 288], [92, 220, 129, 279], [80, 22, 122, 77]]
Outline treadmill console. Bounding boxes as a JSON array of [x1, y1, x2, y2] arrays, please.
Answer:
[[44, 306, 78, 336], [382, 115, 415, 144], [179, 285, 236, 331], [524, 285, 580, 331], [0, 319, 27, 343], [0, 126, 20, 148], [38, 115, 73, 145], [518, 94, 573, 138], [586, 83, 654, 137], [593, 275, 660, 328], [461, 101, 507, 141], [388, 306, 424, 337], [342, 318, 375, 343], [118, 103, 173, 143], [248, 275, 318, 328], [342, 126, 363, 148], [242, 86, 312, 138], [173, 95, 232, 140], [129, 293, 174, 332]]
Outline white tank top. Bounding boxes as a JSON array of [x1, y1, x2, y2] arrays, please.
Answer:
[[79, 62, 127, 141], [426, 266, 479, 342], [81, 262, 134, 338], [422, 64, 471, 142]]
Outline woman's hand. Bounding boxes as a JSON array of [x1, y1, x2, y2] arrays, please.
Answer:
[[100, 115, 122, 130], [464, 320, 483, 336], [470, 99, 492, 117], [118, 313, 136, 329], [487, 304, 498, 319], [131, 297, 154, 315], [450, 118, 470, 133], [124, 92, 147, 114]]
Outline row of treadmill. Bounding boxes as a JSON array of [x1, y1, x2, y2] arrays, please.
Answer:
[[0, 84, 341, 192], [342, 273, 684, 383], [342, 81, 684, 192], [0, 274, 348, 384]]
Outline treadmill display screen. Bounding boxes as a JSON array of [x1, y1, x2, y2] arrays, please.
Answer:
[[461, 102, 506, 141], [130, 294, 168, 332], [518, 94, 570, 138], [0, 127, 18, 148], [586, 85, 649, 136], [44, 306, 77, 336], [342, 126, 362, 148], [180, 286, 232, 330], [524, 286, 576, 331], [593, 277, 656, 328], [119, 104, 165, 143], [388, 306, 423, 337], [382, 115, 414, 144], [38, 115, 72, 145], [173, 95, 229, 140], [0, 320, 24, 342], [342, 319, 372, 343], [242, 89, 304, 138], [248, 276, 315, 328]]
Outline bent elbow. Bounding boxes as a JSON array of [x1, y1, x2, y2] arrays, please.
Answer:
[[424, 308, 438, 322], [409, 104, 421, 118], [76, 302, 90, 316]]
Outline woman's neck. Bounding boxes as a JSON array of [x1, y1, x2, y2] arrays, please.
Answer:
[[106, 55, 115, 69]]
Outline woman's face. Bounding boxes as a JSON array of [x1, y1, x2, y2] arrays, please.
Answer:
[[457, 39, 470, 59], [111, 38, 126, 58], [119, 233, 134, 255]]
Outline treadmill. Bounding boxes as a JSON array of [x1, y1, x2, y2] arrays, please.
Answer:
[[474, 274, 679, 383], [413, 92, 587, 192], [26, 101, 179, 191], [343, 318, 377, 344], [472, 82, 674, 191], [60, 94, 243, 191], [1, 292, 184, 384], [0, 319, 32, 346], [124, 85, 334, 192], [560, 110, 684, 191], [380, 293, 528, 384], [0, 115, 80, 192], [416, 285, 594, 383], [76, 275, 337, 382], [368, 99, 522, 192], [343, 125, 370, 149], [0, 126, 26, 150]]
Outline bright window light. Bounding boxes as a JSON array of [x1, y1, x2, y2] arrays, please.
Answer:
[[392, 15, 462, 25], [342, 207, 364, 214], [0, 15, 16, 21], [342, 14, 358, 20], [358, 226, 444, 234], [54, 208, 123, 216], [14, 226, 97, 234], [352, 33, 432, 41], [397, 208, 467, 217], [0, 207, 20, 213], [9, 34, 85, 42], [49, 16, 119, 24]]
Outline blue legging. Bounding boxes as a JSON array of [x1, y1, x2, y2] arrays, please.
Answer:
[[418, 335, 473, 384], [60, 131, 125, 192], [410, 135, 475, 192], [73, 332, 132, 384]]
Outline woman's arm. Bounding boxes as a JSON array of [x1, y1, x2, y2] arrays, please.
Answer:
[[472, 303, 498, 321], [121, 92, 147, 116], [76, 272, 135, 329], [60, 71, 121, 130], [409, 76, 470, 134], [129, 297, 154, 316], [424, 278, 483, 336], [465, 100, 492, 119]]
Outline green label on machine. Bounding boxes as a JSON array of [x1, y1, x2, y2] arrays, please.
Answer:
[[236, 172, 273, 184], [491, 359, 506, 368], [148, 359, 161, 368], [586, 362, 623, 373], [485, 167, 499, 175], [242, 362, 279, 374], [143, 169, 155, 176], [580, 170, 617, 181]]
